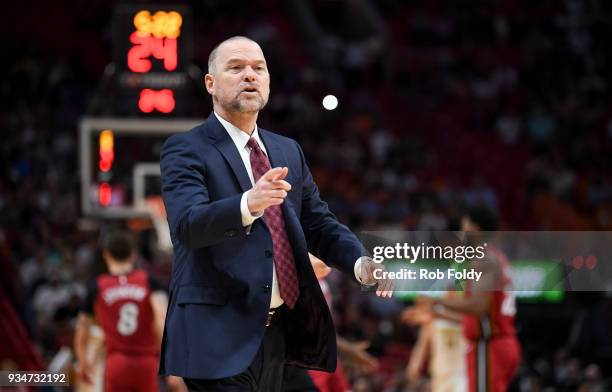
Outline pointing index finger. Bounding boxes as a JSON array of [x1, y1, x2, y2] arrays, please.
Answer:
[[261, 167, 284, 181]]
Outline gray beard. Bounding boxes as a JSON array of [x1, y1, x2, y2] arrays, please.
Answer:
[[231, 96, 268, 113]]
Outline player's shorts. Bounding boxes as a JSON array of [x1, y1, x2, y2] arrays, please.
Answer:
[[431, 372, 467, 392], [467, 336, 520, 392], [104, 352, 159, 392]]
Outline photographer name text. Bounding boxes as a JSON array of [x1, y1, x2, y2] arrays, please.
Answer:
[[374, 268, 482, 282]]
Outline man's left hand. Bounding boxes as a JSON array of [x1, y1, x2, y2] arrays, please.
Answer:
[[359, 257, 394, 298]]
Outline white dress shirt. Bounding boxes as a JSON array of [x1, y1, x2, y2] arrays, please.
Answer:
[[214, 112, 371, 309]]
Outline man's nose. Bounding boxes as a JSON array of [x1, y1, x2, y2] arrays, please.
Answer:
[[243, 66, 257, 81]]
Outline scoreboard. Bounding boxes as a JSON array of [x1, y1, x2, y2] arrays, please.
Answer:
[[109, 4, 197, 116], [80, 4, 204, 218]]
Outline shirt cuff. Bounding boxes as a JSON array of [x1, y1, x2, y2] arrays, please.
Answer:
[[241, 190, 263, 227], [354, 256, 376, 286]]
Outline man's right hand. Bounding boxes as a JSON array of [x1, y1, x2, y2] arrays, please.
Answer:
[[247, 167, 292, 215]]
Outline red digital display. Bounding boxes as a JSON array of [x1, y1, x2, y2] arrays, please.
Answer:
[[138, 89, 175, 113], [99, 182, 112, 206], [128, 32, 177, 72], [127, 10, 183, 114], [99, 130, 114, 172]]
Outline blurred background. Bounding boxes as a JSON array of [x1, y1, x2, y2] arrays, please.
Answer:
[[1, 0, 612, 391]]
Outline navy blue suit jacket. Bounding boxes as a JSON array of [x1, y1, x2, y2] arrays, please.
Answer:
[[158, 113, 366, 379]]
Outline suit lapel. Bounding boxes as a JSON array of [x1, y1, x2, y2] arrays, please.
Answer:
[[258, 129, 288, 169], [259, 129, 295, 225], [206, 118, 296, 226], [259, 129, 306, 259], [254, 128, 312, 280], [206, 114, 253, 193]]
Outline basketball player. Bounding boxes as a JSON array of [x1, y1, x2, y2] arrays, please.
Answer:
[[402, 292, 467, 392], [417, 207, 521, 392], [74, 324, 105, 392], [74, 231, 169, 392]]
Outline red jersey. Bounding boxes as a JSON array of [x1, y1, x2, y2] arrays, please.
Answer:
[[84, 269, 164, 356], [463, 247, 517, 341]]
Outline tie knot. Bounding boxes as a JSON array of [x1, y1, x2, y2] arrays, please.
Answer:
[[247, 137, 261, 152]]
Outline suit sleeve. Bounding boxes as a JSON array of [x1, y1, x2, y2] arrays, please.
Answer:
[[295, 141, 366, 282], [160, 134, 244, 249]]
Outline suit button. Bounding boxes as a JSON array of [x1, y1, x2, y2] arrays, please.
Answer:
[[265, 250, 273, 258], [225, 229, 237, 237], [263, 284, 271, 293]]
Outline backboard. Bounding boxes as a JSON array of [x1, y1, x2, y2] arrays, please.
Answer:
[[79, 116, 203, 219]]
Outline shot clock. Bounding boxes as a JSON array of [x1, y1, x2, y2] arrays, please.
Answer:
[[109, 4, 195, 116]]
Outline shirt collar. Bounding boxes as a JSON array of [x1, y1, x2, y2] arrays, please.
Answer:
[[214, 111, 265, 152]]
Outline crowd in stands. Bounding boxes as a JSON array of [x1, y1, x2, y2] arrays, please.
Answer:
[[1, 0, 612, 390]]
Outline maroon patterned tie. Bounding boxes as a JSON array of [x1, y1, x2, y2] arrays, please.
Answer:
[[247, 137, 299, 308]]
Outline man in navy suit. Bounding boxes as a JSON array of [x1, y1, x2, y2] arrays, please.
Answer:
[[159, 36, 393, 391]]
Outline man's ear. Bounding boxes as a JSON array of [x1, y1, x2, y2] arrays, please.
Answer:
[[204, 74, 214, 95]]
